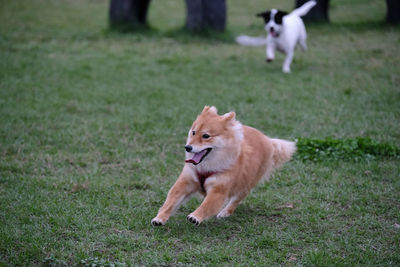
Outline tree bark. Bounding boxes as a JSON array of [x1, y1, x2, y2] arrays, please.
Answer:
[[109, 0, 151, 30], [185, 0, 226, 31], [295, 0, 329, 22], [386, 0, 400, 24]]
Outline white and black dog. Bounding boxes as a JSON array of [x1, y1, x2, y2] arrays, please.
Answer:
[[236, 1, 316, 73]]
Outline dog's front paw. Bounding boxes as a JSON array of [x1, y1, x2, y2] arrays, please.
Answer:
[[282, 67, 291, 73], [151, 217, 165, 227], [187, 214, 201, 226], [266, 58, 274, 63]]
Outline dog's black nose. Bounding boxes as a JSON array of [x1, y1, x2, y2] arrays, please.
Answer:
[[185, 145, 193, 152], [270, 27, 274, 33]]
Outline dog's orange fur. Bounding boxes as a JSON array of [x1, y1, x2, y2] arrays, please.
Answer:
[[151, 106, 296, 226]]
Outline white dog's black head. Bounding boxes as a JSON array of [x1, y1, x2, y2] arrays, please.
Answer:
[[257, 9, 288, 38]]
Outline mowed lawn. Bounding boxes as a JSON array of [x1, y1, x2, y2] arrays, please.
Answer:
[[1, 0, 399, 265]]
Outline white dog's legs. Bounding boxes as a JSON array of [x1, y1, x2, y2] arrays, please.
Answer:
[[299, 23, 308, 51], [299, 39, 307, 51], [266, 44, 275, 62], [282, 50, 294, 73]]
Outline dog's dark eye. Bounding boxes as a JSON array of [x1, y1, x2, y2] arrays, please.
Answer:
[[202, 134, 210, 139], [192, 131, 195, 136]]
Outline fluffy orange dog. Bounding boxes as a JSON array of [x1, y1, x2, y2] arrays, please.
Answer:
[[151, 106, 296, 226]]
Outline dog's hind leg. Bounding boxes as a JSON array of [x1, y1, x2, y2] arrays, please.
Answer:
[[299, 38, 307, 51], [299, 23, 308, 51], [216, 193, 247, 218]]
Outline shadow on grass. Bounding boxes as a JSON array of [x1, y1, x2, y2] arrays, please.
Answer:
[[308, 20, 399, 33], [104, 20, 399, 45], [151, 203, 284, 238], [164, 27, 235, 43], [104, 25, 235, 44]]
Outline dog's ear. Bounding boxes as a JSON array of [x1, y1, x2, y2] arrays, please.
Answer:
[[279, 11, 288, 16], [209, 106, 218, 114], [256, 11, 271, 23], [202, 106, 210, 113], [256, 11, 270, 18], [202, 105, 218, 114], [222, 111, 236, 122], [275, 10, 288, 24]]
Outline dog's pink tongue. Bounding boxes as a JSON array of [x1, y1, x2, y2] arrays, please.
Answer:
[[185, 150, 207, 165]]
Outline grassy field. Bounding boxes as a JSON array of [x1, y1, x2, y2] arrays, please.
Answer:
[[1, 0, 399, 265]]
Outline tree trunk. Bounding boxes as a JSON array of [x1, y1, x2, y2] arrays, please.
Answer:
[[109, 0, 151, 30], [185, 0, 226, 31], [295, 0, 329, 22], [386, 0, 400, 24]]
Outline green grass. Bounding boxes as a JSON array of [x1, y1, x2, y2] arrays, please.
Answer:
[[1, 0, 399, 265], [296, 137, 400, 161]]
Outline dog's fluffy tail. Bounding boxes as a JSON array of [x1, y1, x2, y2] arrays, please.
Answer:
[[235, 35, 267, 46], [291, 0, 317, 17], [270, 138, 297, 168]]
